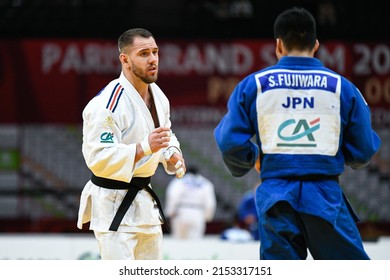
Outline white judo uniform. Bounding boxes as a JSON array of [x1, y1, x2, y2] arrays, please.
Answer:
[[77, 72, 181, 259], [165, 172, 216, 239]]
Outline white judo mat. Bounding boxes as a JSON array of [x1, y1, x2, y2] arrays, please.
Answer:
[[0, 234, 390, 260]]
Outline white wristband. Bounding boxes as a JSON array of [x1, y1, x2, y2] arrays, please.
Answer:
[[175, 167, 185, 178], [163, 146, 181, 161], [163, 149, 174, 161], [140, 137, 152, 156], [174, 160, 183, 169]]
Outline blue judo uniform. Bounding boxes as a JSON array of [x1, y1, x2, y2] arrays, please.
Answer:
[[214, 56, 381, 260], [238, 190, 260, 240]]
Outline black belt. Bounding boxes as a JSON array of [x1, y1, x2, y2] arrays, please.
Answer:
[[262, 175, 339, 183], [91, 174, 169, 232]]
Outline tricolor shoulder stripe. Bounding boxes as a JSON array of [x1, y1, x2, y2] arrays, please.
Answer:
[[106, 83, 124, 112]]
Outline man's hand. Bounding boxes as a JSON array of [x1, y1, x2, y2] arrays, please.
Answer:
[[164, 148, 186, 178], [147, 127, 172, 153], [136, 127, 172, 163]]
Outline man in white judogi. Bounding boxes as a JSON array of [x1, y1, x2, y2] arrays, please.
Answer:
[[77, 28, 186, 260], [165, 166, 216, 239]]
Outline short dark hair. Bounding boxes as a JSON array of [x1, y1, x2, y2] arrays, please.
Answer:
[[118, 28, 154, 53], [273, 7, 317, 51]]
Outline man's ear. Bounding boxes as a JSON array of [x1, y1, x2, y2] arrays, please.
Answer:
[[119, 53, 129, 65], [313, 39, 320, 53], [275, 38, 284, 59]]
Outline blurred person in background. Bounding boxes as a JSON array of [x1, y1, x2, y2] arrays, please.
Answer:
[[165, 165, 217, 239], [77, 28, 186, 260], [214, 7, 381, 259], [237, 183, 260, 240], [220, 212, 253, 242]]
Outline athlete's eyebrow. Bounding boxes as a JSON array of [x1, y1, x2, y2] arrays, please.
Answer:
[[142, 47, 158, 51], [137, 47, 158, 56], [136, 46, 158, 52]]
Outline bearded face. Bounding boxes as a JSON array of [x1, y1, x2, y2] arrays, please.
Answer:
[[121, 36, 160, 85], [130, 60, 158, 84]]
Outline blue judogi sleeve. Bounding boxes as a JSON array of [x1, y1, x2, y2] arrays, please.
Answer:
[[339, 81, 381, 169], [214, 78, 259, 177]]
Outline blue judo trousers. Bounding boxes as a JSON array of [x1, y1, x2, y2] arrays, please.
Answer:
[[257, 179, 369, 260]]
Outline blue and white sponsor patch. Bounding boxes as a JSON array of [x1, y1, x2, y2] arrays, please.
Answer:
[[255, 69, 341, 155]]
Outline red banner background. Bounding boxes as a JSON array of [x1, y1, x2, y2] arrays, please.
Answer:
[[1, 39, 389, 124]]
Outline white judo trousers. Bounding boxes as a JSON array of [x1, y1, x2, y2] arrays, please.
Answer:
[[94, 230, 162, 260], [77, 72, 181, 259]]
